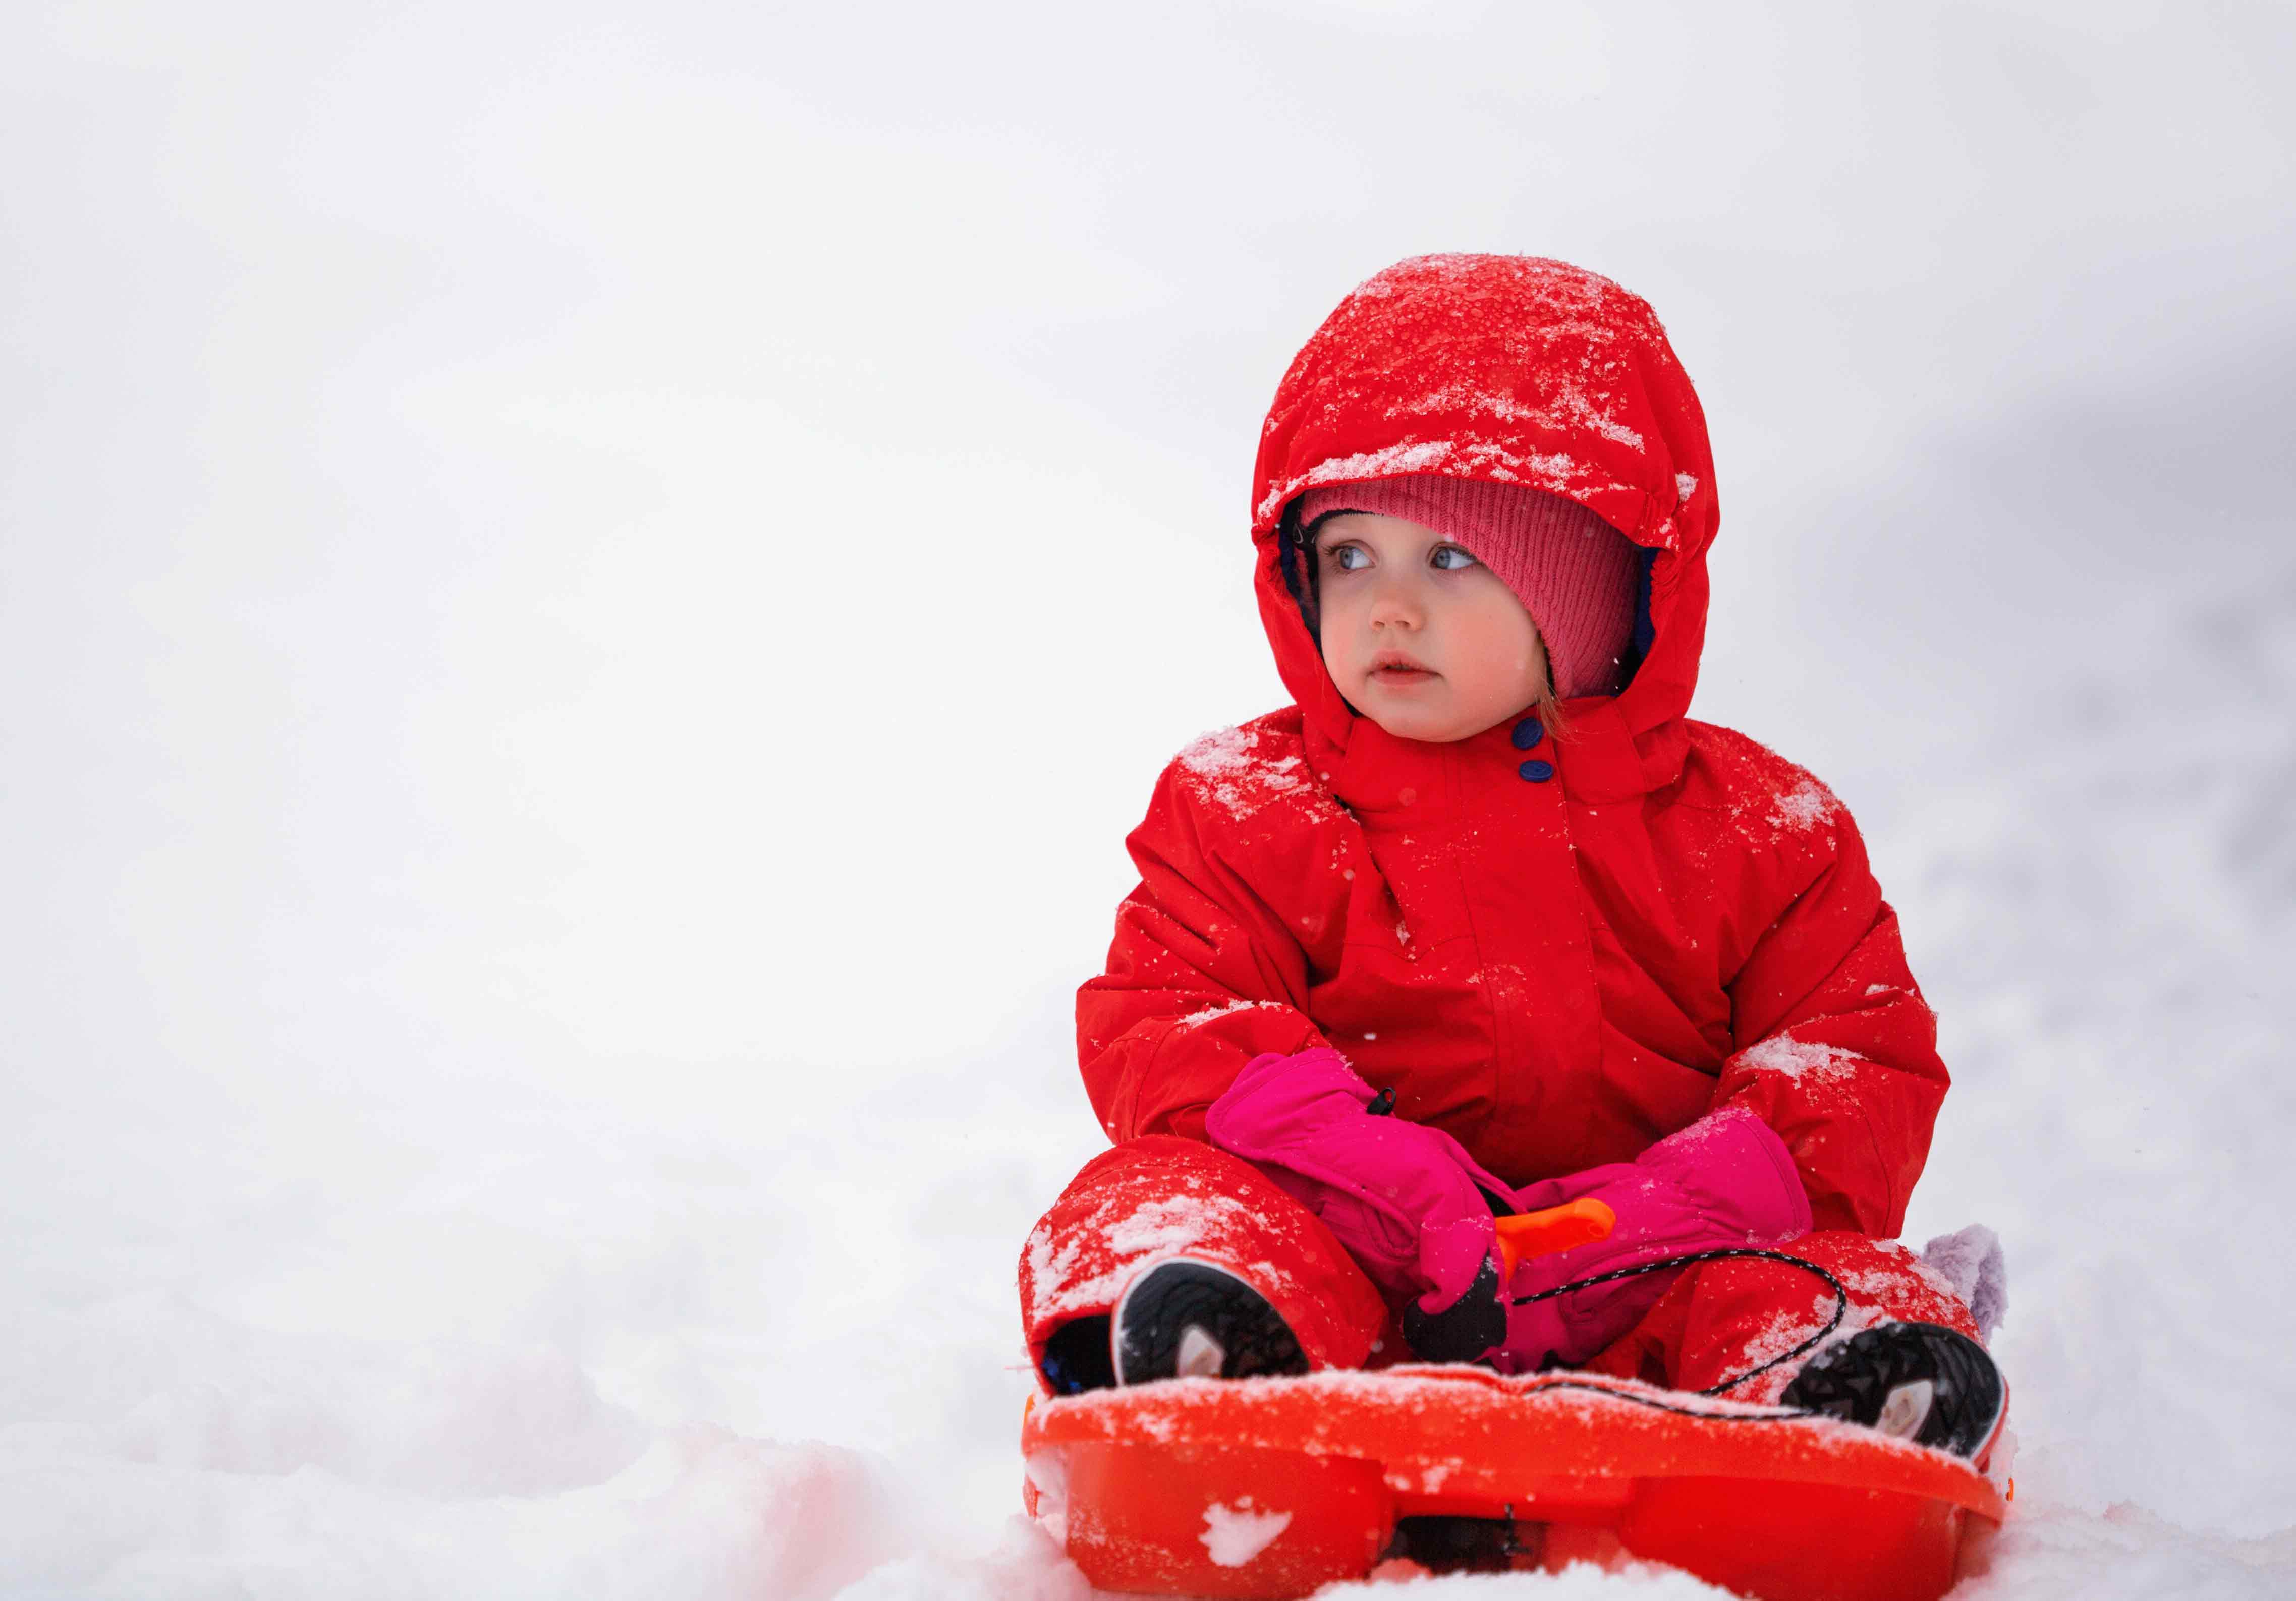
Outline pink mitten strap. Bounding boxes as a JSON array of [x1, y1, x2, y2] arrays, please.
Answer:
[[1205, 1049, 1513, 1316]]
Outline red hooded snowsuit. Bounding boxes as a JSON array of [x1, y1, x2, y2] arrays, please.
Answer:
[[1021, 256, 1977, 1396]]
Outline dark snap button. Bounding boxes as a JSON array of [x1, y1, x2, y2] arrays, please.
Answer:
[[1511, 718, 1545, 750], [1518, 760, 1555, 783]]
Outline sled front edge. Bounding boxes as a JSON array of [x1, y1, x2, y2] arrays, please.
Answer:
[[1021, 1368, 2005, 1601]]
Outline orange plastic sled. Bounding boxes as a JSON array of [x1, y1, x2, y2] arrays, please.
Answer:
[[1021, 1367, 2006, 1601]]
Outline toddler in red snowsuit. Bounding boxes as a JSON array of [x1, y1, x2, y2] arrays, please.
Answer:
[[1021, 256, 2004, 1460]]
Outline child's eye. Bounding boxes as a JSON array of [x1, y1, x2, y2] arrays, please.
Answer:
[[1326, 544, 1371, 572], [1430, 544, 1479, 571]]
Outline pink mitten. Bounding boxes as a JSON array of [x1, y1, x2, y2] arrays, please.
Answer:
[[1204, 1049, 1513, 1323], [1486, 1107, 1814, 1374]]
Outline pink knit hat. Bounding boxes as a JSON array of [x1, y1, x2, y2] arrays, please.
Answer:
[[1297, 477, 1643, 699]]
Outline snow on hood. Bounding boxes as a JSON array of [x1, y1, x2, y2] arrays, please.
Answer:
[[1250, 255, 1721, 787]]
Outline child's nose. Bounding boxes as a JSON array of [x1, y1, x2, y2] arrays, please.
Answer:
[[1371, 580, 1423, 628]]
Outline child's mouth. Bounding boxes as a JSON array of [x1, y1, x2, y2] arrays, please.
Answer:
[[1370, 664, 1437, 686]]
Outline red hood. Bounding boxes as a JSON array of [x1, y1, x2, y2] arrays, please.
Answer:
[[1250, 255, 1719, 797]]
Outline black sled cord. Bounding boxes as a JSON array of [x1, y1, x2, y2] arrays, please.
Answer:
[[1506, 1247, 1849, 1422]]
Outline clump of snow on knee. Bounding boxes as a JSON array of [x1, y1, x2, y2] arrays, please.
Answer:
[[1106, 1195, 1233, 1255], [1025, 1178, 1310, 1333]]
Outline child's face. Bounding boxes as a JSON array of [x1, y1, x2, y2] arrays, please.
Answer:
[[1313, 512, 1550, 744]]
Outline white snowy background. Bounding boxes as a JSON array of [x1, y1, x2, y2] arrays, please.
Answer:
[[4, 2, 2292, 1596]]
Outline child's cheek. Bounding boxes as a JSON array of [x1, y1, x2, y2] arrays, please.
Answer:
[[1318, 601, 1363, 688]]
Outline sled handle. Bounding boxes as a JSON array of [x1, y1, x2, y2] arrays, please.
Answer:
[[1494, 1198, 1616, 1279]]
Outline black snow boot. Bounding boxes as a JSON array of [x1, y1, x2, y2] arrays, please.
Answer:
[[1780, 1321, 2007, 1460], [1112, 1259, 1310, 1385]]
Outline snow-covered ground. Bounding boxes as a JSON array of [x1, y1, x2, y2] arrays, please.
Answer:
[[5, 4, 2293, 1597], [9, 547, 2292, 1599]]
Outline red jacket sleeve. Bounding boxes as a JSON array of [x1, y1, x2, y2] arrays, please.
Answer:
[[1711, 809, 1948, 1237], [1078, 761, 1330, 1143]]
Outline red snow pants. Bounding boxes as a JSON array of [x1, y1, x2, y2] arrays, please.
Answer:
[[1019, 1137, 1980, 1401]]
